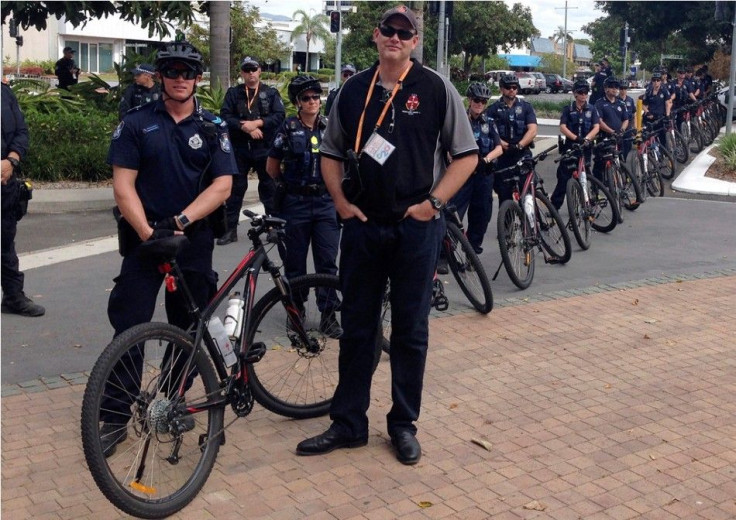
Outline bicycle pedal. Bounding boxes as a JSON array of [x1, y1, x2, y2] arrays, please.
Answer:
[[545, 256, 561, 265], [434, 295, 449, 312], [243, 342, 267, 363]]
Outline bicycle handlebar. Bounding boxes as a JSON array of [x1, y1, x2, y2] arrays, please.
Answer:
[[494, 144, 557, 176]]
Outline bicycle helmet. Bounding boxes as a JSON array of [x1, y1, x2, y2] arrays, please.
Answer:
[[619, 79, 630, 89], [603, 76, 620, 89], [341, 63, 357, 74], [156, 41, 204, 74], [288, 75, 322, 104], [498, 73, 520, 89], [651, 71, 663, 80], [466, 81, 492, 100], [573, 79, 589, 93]]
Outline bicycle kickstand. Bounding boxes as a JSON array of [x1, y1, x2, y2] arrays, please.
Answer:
[[491, 260, 505, 281]]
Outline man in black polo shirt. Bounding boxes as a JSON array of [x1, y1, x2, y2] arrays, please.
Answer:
[[296, 5, 477, 465]]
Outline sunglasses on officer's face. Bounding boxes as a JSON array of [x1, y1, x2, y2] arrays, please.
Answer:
[[503, 85, 519, 91], [378, 25, 416, 41], [470, 97, 488, 104], [574, 90, 589, 95], [242, 67, 259, 73], [160, 67, 197, 80], [299, 94, 321, 102]]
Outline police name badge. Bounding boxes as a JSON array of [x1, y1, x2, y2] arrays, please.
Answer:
[[363, 132, 395, 166], [189, 133, 203, 150]]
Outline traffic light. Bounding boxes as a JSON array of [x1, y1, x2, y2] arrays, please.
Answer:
[[9, 18, 17, 38], [15, 35, 23, 47], [330, 11, 340, 33]]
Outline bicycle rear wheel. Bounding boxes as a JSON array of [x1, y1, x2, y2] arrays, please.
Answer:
[[535, 189, 571, 264], [632, 154, 648, 203], [667, 129, 689, 164], [687, 122, 704, 153], [497, 199, 534, 289], [81, 322, 223, 519], [604, 163, 623, 222], [589, 175, 619, 233], [620, 162, 642, 211], [566, 178, 591, 250], [444, 221, 493, 313], [658, 143, 676, 180], [646, 151, 665, 196], [246, 273, 341, 419]]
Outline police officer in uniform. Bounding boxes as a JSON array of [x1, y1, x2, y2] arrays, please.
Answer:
[[100, 41, 236, 457], [642, 71, 672, 143], [487, 73, 538, 203], [55, 46, 80, 90], [594, 76, 629, 192], [590, 58, 611, 105], [266, 75, 342, 337], [618, 79, 636, 160], [1, 83, 45, 317], [219, 56, 285, 244], [449, 82, 502, 255], [671, 67, 697, 130], [118, 63, 161, 120], [325, 63, 356, 116], [552, 79, 600, 210]]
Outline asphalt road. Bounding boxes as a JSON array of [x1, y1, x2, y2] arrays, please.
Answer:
[[3, 136, 735, 385]]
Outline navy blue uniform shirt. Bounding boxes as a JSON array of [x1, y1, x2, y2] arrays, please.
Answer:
[[107, 98, 236, 221], [643, 85, 671, 118], [469, 112, 501, 156], [595, 96, 627, 133], [269, 115, 327, 185], [560, 101, 600, 138], [486, 97, 537, 145]]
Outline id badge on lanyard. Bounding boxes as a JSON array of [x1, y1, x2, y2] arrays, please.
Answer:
[[363, 131, 396, 165]]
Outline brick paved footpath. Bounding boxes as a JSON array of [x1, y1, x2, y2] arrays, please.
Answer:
[[3, 275, 736, 520]]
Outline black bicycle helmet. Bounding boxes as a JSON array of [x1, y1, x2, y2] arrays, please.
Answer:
[[156, 41, 204, 74], [288, 75, 322, 104], [499, 73, 520, 88], [603, 76, 620, 88], [573, 79, 590, 93], [466, 81, 492, 100]]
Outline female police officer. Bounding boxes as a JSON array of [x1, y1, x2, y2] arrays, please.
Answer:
[[100, 41, 236, 457], [266, 75, 341, 337]]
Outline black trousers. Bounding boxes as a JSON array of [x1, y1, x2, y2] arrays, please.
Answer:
[[225, 150, 276, 226], [1, 180, 24, 299]]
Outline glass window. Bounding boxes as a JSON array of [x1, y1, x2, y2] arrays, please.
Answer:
[[80, 42, 88, 72], [99, 43, 113, 73], [89, 43, 98, 73]]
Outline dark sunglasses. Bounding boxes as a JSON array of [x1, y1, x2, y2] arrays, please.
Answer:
[[470, 97, 488, 104], [652, 78, 661, 82], [161, 67, 197, 80], [574, 89, 589, 94], [342, 72, 354, 78], [299, 94, 321, 102], [503, 85, 519, 90], [242, 67, 259, 73], [378, 25, 416, 41]]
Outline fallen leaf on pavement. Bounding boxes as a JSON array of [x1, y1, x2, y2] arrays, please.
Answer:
[[523, 500, 547, 511], [632, 298, 639, 305], [644, 334, 651, 339], [449, 403, 458, 410], [417, 501, 433, 508], [644, 318, 657, 324], [471, 438, 493, 451]]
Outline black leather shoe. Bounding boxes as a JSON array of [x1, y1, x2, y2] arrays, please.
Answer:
[[436, 256, 449, 275], [391, 430, 421, 465], [1, 293, 45, 317], [216, 228, 238, 246], [296, 428, 367, 456], [319, 310, 343, 339]]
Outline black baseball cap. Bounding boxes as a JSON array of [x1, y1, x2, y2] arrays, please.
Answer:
[[63, 46, 76, 54]]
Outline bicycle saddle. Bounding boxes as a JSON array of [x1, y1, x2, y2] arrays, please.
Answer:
[[137, 235, 190, 262]]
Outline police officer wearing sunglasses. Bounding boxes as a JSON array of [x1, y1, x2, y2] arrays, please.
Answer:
[[219, 56, 285, 244], [266, 76, 342, 337], [325, 63, 357, 117], [101, 41, 236, 457], [296, 5, 477, 465]]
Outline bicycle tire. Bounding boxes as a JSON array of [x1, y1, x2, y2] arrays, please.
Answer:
[[445, 221, 493, 313], [565, 178, 591, 250], [604, 163, 622, 221], [670, 129, 689, 164], [81, 322, 223, 519], [497, 199, 534, 289], [246, 273, 341, 419], [588, 175, 619, 232], [658, 144, 676, 180], [535, 189, 572, 264], [620, 161, 642, 211], [633, 154, 648, 203], [689, 123, 704, 153], [645, 151, 665, 196]]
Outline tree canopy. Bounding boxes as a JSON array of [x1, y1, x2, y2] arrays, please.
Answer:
[[291, 10, 331, 73]]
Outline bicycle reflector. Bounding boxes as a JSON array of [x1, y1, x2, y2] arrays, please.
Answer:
[[129, 480, 157, 495]]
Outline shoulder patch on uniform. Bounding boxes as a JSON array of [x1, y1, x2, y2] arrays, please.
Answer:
[[112, 121, 124, 140], [219, 132, 232, 153]]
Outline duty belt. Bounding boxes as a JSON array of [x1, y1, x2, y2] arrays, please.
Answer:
[[285, 183, 327, 196]]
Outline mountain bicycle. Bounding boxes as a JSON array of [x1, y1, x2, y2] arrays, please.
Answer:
[[555, 141, 619, 251], [631, 123, 669, 198], [674, 105, 704, 155], [661, 115, 686, 172], [81, 210, 342, 519], [494, 144, 572, 289], [594, 135, 642, 221]]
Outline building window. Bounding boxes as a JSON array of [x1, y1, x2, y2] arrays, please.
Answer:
[[99, 43, 113, 72]]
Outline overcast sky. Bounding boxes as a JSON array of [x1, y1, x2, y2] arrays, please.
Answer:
[[246, 0, 604, 41]]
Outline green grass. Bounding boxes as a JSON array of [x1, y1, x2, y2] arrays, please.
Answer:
[[718, 132, 736, 171]]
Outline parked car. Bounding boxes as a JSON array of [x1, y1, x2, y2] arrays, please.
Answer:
[[485, 69, 514, 87], [561, 77, 574, 92], [543, 73, 565, 93], [516, 72, 539, 95], [530, 72, 547, 93]]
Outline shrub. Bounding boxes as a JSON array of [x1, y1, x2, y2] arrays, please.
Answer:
[[718, 132, 736, 170], [23, 110, 118, 182]]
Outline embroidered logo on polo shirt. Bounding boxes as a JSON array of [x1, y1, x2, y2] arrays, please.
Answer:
[[406, 94, 419, 111], [189, 133, 203, 150]]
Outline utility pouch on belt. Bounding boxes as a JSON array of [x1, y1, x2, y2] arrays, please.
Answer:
[[342, 149, 364, 203], [273, 181, 287, 213], [112, 206, 142, 257], [15, 178, 33, 221]]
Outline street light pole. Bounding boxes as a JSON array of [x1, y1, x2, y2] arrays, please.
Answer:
[[555, 1, 578, 80]]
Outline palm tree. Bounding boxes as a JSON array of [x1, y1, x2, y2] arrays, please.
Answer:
[[291, 9, 330, 73], [552, 25, 574, 58]]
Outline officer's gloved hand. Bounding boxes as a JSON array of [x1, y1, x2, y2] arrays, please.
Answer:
[[575, 135, 586, 144], [153, 217, 178, 230], [511, 143, 523, 152], [148, 229, 175, 241], [645, 113, 655, 121]]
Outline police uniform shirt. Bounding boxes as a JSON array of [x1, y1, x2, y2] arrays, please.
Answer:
[[119, 83, 161, 119], [107, 98, 236, 222], [670, 80, 693, 108], [321, 58, 478, 223], [643, 85, 671, 118], [269, 116, 325, 185], [469, 112, 501, 157], [221, 82, 285, 151], [590, 70, 609, 103], [1, 84, 29, 162], [594, 97, 627, 133], [620, 95, 636, 125], [560, 101, 600, 138], [486, 97, 537, 145]]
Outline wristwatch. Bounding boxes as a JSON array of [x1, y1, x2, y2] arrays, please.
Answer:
[[428, 195, 445, 212], [175, 213, 191, 230]]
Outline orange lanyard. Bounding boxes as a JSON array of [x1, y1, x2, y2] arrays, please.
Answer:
[[354, 62, 413, 152], [245, 83, 259, 112]]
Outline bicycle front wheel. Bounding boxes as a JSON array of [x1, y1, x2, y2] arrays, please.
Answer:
[[535, 189, 572, 264], [246, 273, 341, 419], [444, 221, 493, 313], [81, 322, 223, 519], [658, 143, 676, 180], [589, 175, 619, 233], [668, 129, 689, 164], [566, 178, 591, 250], [646, 151, 665, 196], [604, 163, 623, 221], [632, 154, 648, 203], [497, 199, 534, 289], [620, 162, 642, 211]]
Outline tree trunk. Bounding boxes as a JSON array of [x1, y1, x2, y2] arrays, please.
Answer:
[[209, 2, 230, 90], [410, 2, 424, 63]]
